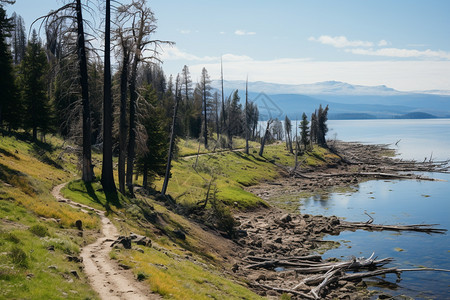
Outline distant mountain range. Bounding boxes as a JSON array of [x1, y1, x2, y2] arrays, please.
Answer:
[[210, 80, 450, 120]]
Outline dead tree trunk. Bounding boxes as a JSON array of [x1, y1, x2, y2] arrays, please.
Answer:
[[75, 0, 93, 182], [101, 0, 116, 194], [259, 119, 273, 157], [245, 77, 249, 155], [126, 60, 138, 196], [161, 75, 180, 196], [118, 49, 129, 194], [203, 78, 208, 149]]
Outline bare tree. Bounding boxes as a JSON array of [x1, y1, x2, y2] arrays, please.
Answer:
[[161, 74, 180, 195], [285, 115, 293, 153], [245, 76, 249, 154], [10, 12, 26, 65], [220, 57, 226, 139], [117, 0, 173, 196], [75, 0, 94, 182], [259, 119, 273, 157], [101, 0, 116, 194]]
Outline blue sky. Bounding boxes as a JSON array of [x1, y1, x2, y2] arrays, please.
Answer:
[[8, 0, 450, 91]]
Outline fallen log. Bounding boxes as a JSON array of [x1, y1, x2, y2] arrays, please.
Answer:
[[339, 221, 447, 234], [244, 254, 322, 262], [250, 282, 315, 300]]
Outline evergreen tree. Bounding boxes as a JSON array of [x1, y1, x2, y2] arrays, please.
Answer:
[[247, 101, 259, 140], [180, 65, 193, 137], [310, 111, 318, 145], [200, 67, 212, 148], [300, 112, 310, 150], [136, 85, 169, 189], [0, 4, 17, 129], [317, 104, 329, 147], [10, 12, 26, 65], [19, 30, 51, 141]]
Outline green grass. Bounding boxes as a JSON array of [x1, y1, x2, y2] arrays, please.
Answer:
[[118, 246, 263, 300], [0, 133, 100, 299], [1, 132, 339, 300], [0, 226, 98, 299], [178, 137, 260, 157], [155, 141, 338, 209], [62, 179, 127, 212]]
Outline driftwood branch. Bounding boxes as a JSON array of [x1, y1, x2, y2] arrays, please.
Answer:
[[339, 221, 447, 234], [244, 252, 450, 299], [250, 283, 315, 300]]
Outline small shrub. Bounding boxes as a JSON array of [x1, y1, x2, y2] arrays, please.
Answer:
[[137, 272, 148, 281], [280, 293, 292, 300], [215, 205, 237, 237], [9, 246, 28, 268], [5, 232, 20, 244], [42, 237, 79, 254], [29, 224, 48, 237], [211, 195, 237, 237]]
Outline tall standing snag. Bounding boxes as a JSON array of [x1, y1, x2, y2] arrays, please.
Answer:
[[75, 0, 94, 182], [101, 0, 116, 194], [120, 0, 173, 196], [259, 119, 273, 157], [162, 75, 181, 195], [245, 76, 249, 154]]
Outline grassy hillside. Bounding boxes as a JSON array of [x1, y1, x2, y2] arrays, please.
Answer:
[[1, 133, 338, 299], [0, 134, 99, 299]]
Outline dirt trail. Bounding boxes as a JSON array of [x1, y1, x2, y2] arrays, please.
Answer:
[[52, 183, 160, 300]]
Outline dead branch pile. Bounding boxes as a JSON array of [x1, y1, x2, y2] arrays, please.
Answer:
[[245, 253, 450, 300]]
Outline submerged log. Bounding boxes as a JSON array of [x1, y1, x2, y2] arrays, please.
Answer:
[[339, 217, 447, 234]]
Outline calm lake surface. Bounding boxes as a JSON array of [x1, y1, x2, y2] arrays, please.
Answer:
[[301, 119, 450, 299]]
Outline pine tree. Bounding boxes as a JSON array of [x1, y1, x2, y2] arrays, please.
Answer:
[[300, 112, 310, 150], [0, 4, 17, 130], [19, 30, 51, 141], [317, 104, 329, 147], [228, 90, 242, 139], [136, 85, 169, 189], [200, 67, 212, 148]]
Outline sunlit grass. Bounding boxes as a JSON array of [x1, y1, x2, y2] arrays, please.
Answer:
[[118, 246, 263, 300]]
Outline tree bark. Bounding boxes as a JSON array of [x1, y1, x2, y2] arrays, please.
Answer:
[[101, 0, 116, 194], [245, 77, 249, 154], [142, 161, 148, 189], [203, 78, 208, 149], [118, 49, 129, 194], [259, 119, 272, 157], [161, 78, 180, 196], [220, 58, 226, 138], [126, 62, 137, 197], [75, 0, 93, 182]]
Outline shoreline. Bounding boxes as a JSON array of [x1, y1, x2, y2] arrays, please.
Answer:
[[231, 140, 448, 299]]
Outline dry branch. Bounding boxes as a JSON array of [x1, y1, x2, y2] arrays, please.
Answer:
[[339, 221, 447, 234]]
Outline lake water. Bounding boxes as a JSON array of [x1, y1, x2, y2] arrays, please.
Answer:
[[300, 119, 450, 299]]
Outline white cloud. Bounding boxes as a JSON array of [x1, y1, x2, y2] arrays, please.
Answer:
[[346, 47, 450, 60], [179, 29, 191, 34], [309, 35, 373, 48], [222, 54, 253, 62], [378, 39, 389, 47], [159, 46, 253, 64], [159, 45, 217, 61], [234, 29, 256, 36]]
